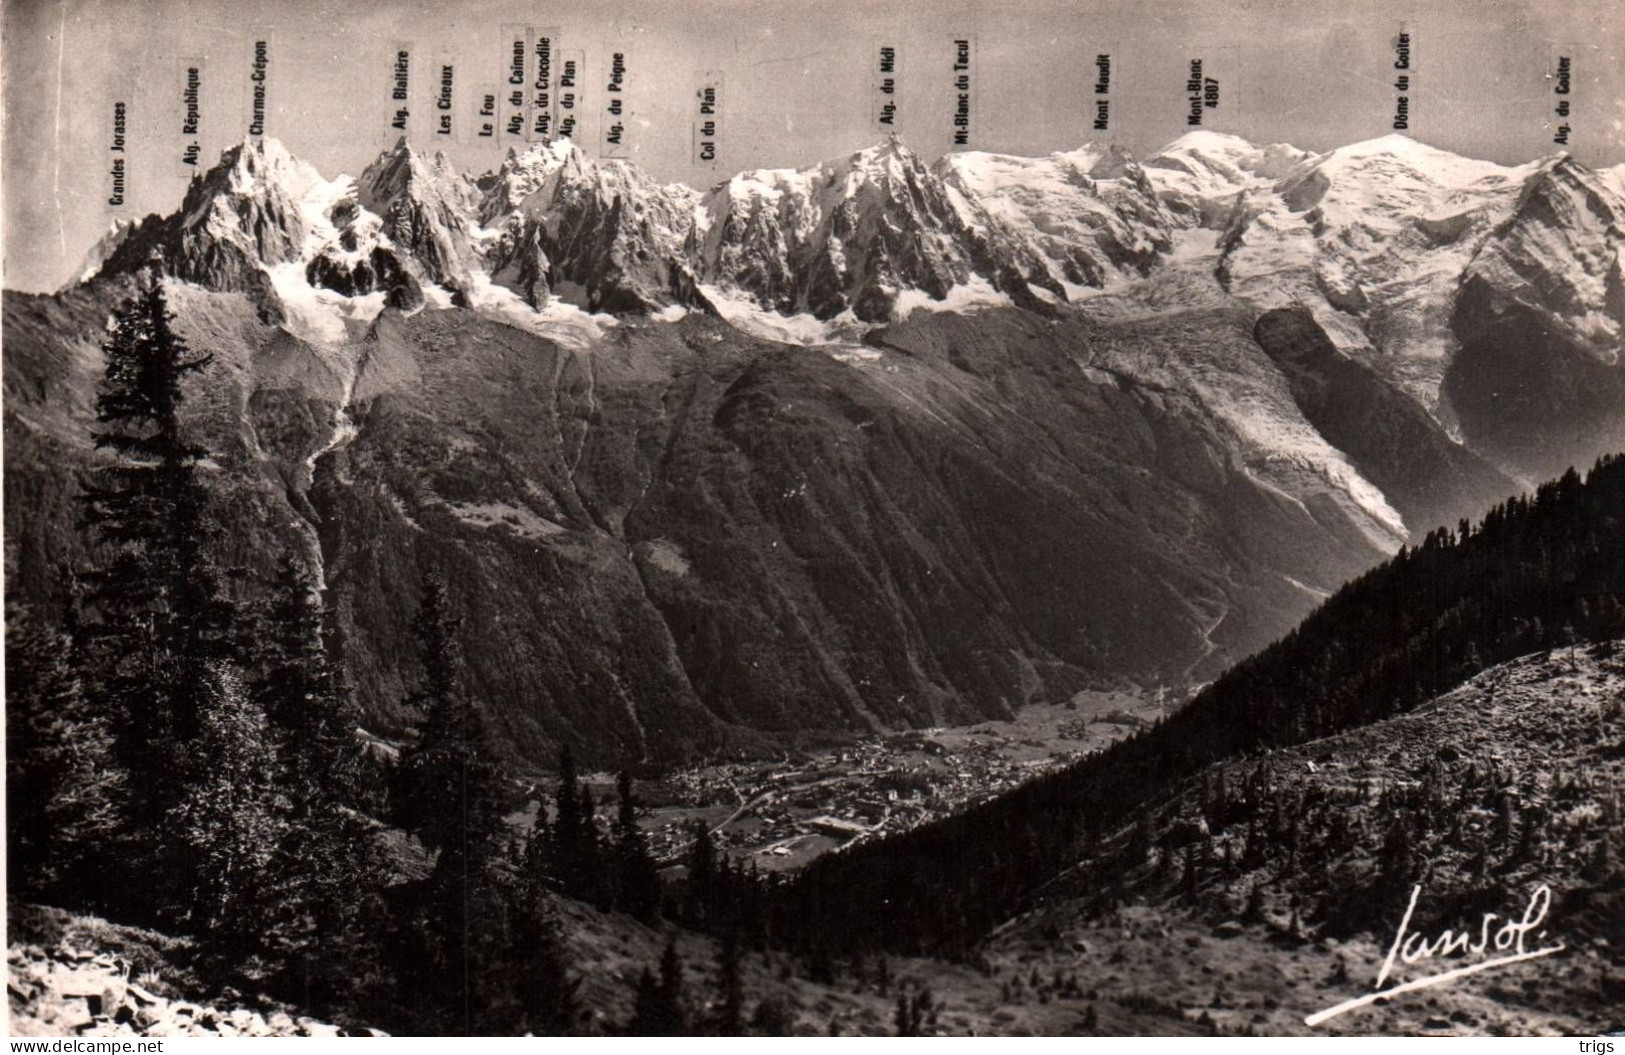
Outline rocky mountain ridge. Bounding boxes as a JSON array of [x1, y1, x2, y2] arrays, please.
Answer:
[[79, 131, 1625, 484], [80, 131, 1622, 354], [9, 129, 1621, 767]]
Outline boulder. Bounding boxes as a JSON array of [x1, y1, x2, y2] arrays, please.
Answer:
[[133, 1005, 166, 1030], [54, 996, 95, 1031], [297, 1017, 343, 1038]]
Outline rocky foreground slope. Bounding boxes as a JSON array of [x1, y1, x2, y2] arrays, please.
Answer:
[[9, 645, 1622, 1037], [5, 907, 380, 1037], [988, 643, 1625, 1036]]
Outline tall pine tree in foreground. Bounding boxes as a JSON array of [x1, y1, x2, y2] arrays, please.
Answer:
[[254, 553, 382, 999], [77, 277, 237, 898], [254, 555, 363, 809], [387, 571, 514, 1032], [710, 929, 745, 1036], [392, 572, 506, 859], [614, 769, 662, 922], [167, 662, 285, 951], [545, 744, 604, 903], [501, 844, 583, 1035]]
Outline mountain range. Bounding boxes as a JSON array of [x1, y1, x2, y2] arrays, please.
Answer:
[[5, 129, 1623, 767]]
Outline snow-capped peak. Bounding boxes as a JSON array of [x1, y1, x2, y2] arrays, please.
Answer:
[[846, 133, 920, 174], [74, 131, 1623, 369], [691, 133, 1052, 322], [1150, 130, 1313, 199], [1300, 134, 1526, 196], [218, 136, 329, 198], [1600, 163, 1625, 202], [936, 144, 1171, 297], [479, 137, 590, 223], [163, 137, 356, 279], [72, 218, 140, 287], [358, 137, 475, 214]]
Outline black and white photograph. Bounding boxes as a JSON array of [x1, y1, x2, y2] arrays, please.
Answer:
[[2, 0, 1623, 1039]]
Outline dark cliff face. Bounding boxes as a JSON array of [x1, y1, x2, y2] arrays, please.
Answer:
[[1442, 160, 1625, 486], [1445, 278, 1625, 486], [1253, 307, 1517, 537], [303, 304, 1387, 764], [5, 285, 1410, 768]]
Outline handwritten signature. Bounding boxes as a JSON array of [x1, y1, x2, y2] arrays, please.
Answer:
[[1305, 883, 1565, 1027]]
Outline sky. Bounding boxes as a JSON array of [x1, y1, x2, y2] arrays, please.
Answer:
[[4, 0, 1623, 293]]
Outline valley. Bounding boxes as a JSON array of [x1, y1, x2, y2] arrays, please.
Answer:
[[13, 644, 1619, 1036], [580, 687, 1172, 872]]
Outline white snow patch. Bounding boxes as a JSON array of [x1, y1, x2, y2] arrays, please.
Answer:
[[464, 273, 618, 349], [698, 284, 869, 345], [304, 352, 363, 485], [419, 283, 455, 310], [1601, 164, 1625, 201], [1283, 574, 1331, 600], [642, 538, 691, 577], [266, 263, 386, 346], [890, 275, 1012, 320]]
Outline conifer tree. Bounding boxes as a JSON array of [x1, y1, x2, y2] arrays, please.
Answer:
[[77, 278, 237, 873], [749, 998, 793, 1036], [548, 744, 600, 900], [1377, 814, 1419, 911], [629, 968, 665, 1035], [1242, 882, 1266, 923], [577, 782, 609, 910], [5, 606, 122, 903], [255, 555, 362, 810], [501, 856, 582, 1036], [686, 822, 719, 927], [521, 795, 556, 902], [614, 769, 662, 921], [392, 572, 505, 858], [711, 929, 745, 1036], [167, 662, 285, 953], [628, 966, 682, 1036], [894, 991, 921, 1036], [389, 571, 511, 1030], [658, 939, 689, 1033], [1133, 808, 1157, 861], [255, 554, 380, 995], [629, 940, 687, 1035], [1181, 843, 1200, 904]]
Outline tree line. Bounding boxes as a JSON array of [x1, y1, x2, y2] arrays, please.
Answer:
[[759, 450, 1625, 959]]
